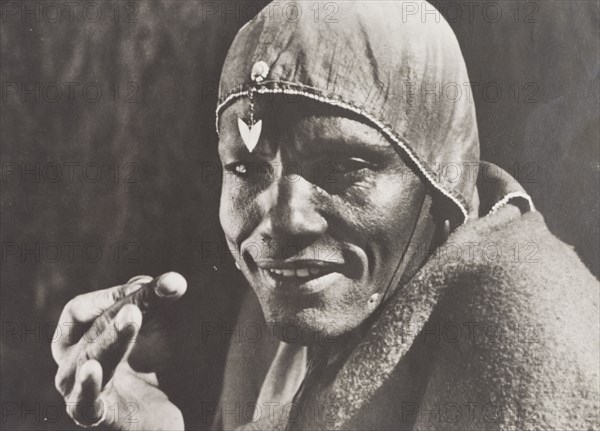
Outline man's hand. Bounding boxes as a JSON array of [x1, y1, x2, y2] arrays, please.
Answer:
[[51, 273, 187, 430]]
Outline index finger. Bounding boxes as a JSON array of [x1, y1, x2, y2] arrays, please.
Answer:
[[57, 273, 187, 355], [53, 279, 151, 360], [93, 272, 187, 327]]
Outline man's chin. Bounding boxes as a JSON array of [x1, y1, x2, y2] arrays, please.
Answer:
[[264, 307, 356, 345]]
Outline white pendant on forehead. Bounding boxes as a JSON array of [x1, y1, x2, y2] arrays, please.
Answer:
[[238, 118, 262, 153], [239, 60, 269, 153]]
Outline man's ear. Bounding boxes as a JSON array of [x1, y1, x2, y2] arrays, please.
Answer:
[[429, 193, 459, 249]]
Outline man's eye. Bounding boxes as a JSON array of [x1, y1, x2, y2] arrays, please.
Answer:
[[309, 157, 377, 193], [224, 162, 270, 179], [224, 162, 249, 176], [232, 163, 248, 175]]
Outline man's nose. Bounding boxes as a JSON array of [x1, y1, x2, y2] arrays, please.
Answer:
[[256, 174, 327, 243]]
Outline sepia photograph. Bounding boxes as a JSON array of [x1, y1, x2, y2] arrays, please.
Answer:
[[1, 0, 599, 430]]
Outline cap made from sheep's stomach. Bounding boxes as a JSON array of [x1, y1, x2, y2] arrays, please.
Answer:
[[217, 1, 480, 223]]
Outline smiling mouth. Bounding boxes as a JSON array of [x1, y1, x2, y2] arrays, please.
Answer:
[[255, 259, 344, 282]]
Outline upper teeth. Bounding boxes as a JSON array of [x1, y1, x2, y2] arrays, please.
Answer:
[[268, 267, 322, 278]]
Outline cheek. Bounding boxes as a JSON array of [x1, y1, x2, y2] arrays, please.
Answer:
[[372, 175, 426, 240], [336, 173, 425, 251], [338, 172, 427, 298]]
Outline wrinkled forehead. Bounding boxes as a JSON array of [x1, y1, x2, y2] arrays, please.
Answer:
[[219, 96, 386, 136], [218, 97, 395, 157]]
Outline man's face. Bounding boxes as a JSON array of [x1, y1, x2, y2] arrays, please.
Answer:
[[218, 99, 430, 342]]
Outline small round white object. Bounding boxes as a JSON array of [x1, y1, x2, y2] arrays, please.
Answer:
[[155, 272, 188, 298], [251, 60, 270, 83]]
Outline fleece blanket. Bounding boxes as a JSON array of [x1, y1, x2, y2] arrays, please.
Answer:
[[295, 203, 600, 431]]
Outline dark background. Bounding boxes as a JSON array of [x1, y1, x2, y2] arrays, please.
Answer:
[[1, 1, 598, 430]]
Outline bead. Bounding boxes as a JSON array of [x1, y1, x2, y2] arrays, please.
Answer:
[[251, 60, 270, 83]]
